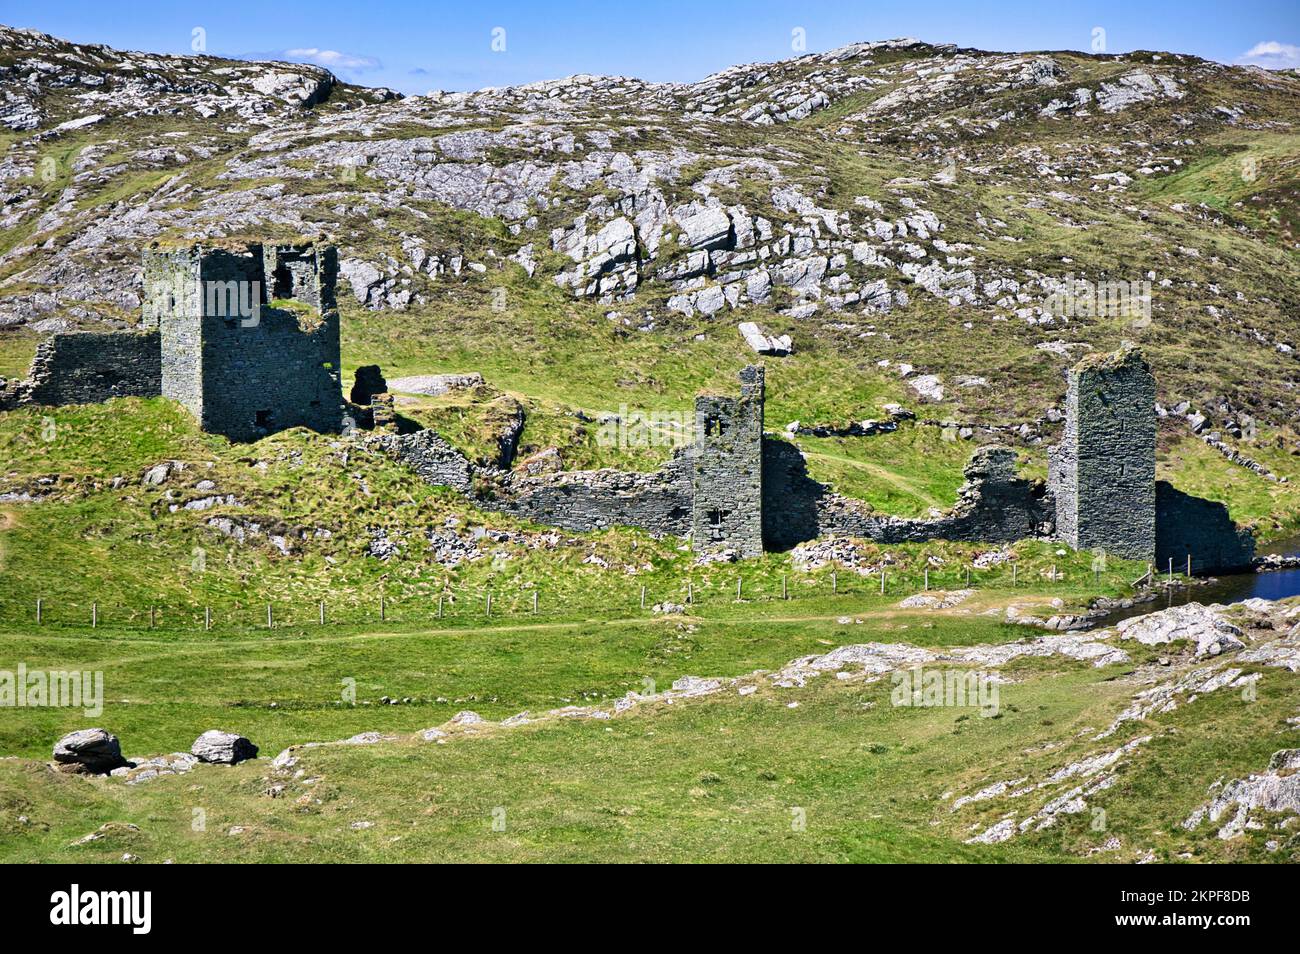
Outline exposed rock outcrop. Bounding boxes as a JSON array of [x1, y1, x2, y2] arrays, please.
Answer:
[[1115, 603, 1246, 657], [52, 728, 126, 774], [1184, 749, 1300, 840]]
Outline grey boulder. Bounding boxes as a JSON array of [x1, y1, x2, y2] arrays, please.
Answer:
[[191, 730, 258, 765], [53, 728, 127, 773], [675, 207, 733, 250]]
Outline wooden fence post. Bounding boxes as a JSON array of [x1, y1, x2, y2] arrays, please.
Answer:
[[36, 598, 42, 625], [266, 603, 273, 629], [92, 601, 97, 628], [687, 582, 693, 605], [380, 595, 386, 622], [880, 571, 885, 595], [532, 590, 538, 614], [736, 578, 742, 600], [205, 606, 211, 631], [319, 601, 325, 625], [924, 568, 929, 591], [486, 592, 492, 618], [640, 585, 646, 609], [782, 575, 788, 600]]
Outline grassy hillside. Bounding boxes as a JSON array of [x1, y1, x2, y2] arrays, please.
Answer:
[[2, 593, 1296, 863]]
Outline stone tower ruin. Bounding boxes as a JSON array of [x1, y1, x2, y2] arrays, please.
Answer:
[[1048, 346, 1156, 563], [691, 365, 765, 558], [143, 240, 343, 442]]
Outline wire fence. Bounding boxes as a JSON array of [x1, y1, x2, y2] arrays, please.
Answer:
[[0, 557, 1181, 634]]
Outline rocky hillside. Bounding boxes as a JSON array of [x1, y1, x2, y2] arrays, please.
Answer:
[[1, 25, 1298, 444]]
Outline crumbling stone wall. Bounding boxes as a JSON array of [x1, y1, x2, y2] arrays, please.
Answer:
[[372, 410, 694, 538], [16, 330, 160, 407], [1155, 482, 1255, 572], [1048, 347, 1156, 562], [691, 365, 765, 557], [385, 366, 1050, 554], [763, 442, 1050, 548], [350, 365, 388, 406], [497, 453, 694, 536], [145, 241, 343, 442], [348, 349, 1248, 567], [371, 429, 474, 493]]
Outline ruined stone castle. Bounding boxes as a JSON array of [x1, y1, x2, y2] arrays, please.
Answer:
[[144, 241, 342, 441], [1, 240, 342, 442], [378, 349, 1249, 569], [374, 364, 1054, 556], [1048, 347, 1157, 563], [0, 240, 1254, 569], [692, 365, 765, 558], [1043, 345, 1252, 572]]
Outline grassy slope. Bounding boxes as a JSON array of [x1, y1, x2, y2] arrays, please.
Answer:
[[1, 599, 1295, 863], [1158, 429, 1300, 536], [0, 599, 1066, 761]]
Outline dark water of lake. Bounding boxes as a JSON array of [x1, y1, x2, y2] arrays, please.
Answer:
[[1088, 535, 1300, 629]]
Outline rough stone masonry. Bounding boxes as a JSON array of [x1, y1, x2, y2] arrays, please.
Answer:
[[7, 330, 160, 407], [144, 240, 343, 442], [692, 365, 765, 558], [1, 240, 344, 441], [1049, 346, 1157, 563], [379, 365, 1051, 556], [0, 246, 1255, 568], [381, 347, 1249, 566]]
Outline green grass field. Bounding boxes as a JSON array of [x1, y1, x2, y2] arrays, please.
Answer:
[[2, 588, 1296, 863]]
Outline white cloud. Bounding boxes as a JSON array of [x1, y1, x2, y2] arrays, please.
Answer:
[[1236, 41, 1300, 70], [280, 48, 381, 71], [237, 47, 383, 74]]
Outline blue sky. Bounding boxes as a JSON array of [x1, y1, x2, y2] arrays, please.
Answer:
[[5, 0, 1298, 94]]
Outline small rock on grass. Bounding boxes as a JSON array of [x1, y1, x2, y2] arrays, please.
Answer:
[[53, 728, 127, 774], [191, 730, 258, 765]]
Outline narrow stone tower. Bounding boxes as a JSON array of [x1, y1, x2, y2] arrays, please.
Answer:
[[1048, 346, 1156, 562], [691, 365, 765, 558], [143, 240, 343, 442]]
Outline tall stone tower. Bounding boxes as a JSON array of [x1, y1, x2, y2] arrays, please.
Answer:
[[1048, 346, 1156, 562], [143, 240, 343, 442], [691, 365, 765, 558]]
